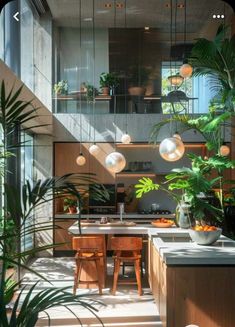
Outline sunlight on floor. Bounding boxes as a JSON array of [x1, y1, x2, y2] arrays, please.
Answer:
[[21, 257, 162, 327]]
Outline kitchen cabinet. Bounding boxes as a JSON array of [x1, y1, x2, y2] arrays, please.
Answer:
[[148, 238, 235, 327], [54, 219, 76, 255]]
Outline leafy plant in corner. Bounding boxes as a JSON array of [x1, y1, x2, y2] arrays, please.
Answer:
[[0, 81, 106, 326]]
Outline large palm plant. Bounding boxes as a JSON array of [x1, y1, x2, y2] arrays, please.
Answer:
[[189, 25, 235, 112], [0, 81, 106, 326]]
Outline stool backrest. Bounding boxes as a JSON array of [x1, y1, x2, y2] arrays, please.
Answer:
[[72, 236, 104, 252], [110, 237, 142, 251]]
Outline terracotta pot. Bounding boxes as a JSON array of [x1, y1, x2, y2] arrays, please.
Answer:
[[102, 87, 110, 96], [128, 86, 146, 96], [68, 206, 77, 214]]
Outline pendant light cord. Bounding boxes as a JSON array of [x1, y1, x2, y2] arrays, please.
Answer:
[[114, 0, 117, 148], [183, 0, 186, 62], [92, 0, 96, 144], [170, 0, 173, 75], [174, 0, 177, 75], [124, 0, 128, 133], [79, 0, 82, 154]]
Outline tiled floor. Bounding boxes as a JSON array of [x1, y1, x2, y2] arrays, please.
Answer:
[[21, 257, 162, 327]]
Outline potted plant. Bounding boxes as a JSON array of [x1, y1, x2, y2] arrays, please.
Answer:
[[128, 65, 150, 96], [86, 83, 99, 102], [53, 80, 68, 95], [99, 72, 120, 95], [63, 197, 78, 214]]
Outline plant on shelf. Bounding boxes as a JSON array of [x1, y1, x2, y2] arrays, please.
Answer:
[[63, 197, 78, 214], [99, 72, 120, 95], [86, 83, 99, 102], [0, 81, 107, 326], [53, 80, 68, 95]]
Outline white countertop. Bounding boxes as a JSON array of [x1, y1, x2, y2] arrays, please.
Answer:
[[55, 213, 175, 219], [68, 224, 235, 266]]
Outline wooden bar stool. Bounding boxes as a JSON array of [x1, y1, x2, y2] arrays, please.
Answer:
[[111, 236, 143, 296], [72, 236, 105, 295]]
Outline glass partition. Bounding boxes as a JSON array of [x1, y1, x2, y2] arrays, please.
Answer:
[[50, 0, 233, 114]]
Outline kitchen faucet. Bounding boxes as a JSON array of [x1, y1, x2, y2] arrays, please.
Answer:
[[119, 203, 125, 222]]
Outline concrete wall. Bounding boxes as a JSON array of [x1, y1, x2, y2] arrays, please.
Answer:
[[33, 13, 53, 111], [34, 134, 53, 256], [53, 113, 231, 143]]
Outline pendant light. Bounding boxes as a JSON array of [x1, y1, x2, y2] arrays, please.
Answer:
[[167, 0, 184, 88], [219, 144, 230, 156], [179, 0, 193, 78], [121, 0, 131, 145], [89, 0, 100, 156], [105, 1, 126, 173], [76, 0, 86, 166], [105, 151, 126, 173], [168, 74, 184, 87], [159, 136, 185, 162], [159, 0, 185, 161]]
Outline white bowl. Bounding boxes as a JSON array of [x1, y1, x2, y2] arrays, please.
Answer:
[[189, 228, 222, 245]]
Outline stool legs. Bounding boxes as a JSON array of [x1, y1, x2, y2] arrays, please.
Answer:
[[134, 258, 143, 296], [112, 258, 121, 295], [73, 259, 82, 295], [95, 258, 103, 295], [74, 256, 103, 295]]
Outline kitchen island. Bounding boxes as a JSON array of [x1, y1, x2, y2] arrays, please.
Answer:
[[69, 224, 235, 327]]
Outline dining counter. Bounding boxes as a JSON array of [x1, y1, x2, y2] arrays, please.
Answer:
[[68, 223, 235, 266]]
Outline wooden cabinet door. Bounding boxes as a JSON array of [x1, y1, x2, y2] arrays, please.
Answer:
[[159, 258, 167, 327], [151, 242, 161, 308], [54, 219, 76, 251], [148, 239, 152, 288]]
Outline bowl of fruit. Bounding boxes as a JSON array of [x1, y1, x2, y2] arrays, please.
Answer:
[[189, 225, 222, 245], [151, 218, 175, 228]]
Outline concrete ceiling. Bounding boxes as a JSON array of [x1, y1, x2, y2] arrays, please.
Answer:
[[46, 0, 233, 38]]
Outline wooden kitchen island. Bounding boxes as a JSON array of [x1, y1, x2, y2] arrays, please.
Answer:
[[69, 224, 235, 327]]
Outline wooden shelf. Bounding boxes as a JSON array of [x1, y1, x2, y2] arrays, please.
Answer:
[[116, 143, 206, 149], [116, 172, 156, 178]]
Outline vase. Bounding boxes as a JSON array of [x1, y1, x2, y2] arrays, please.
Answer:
[[128, 86, 146, 96], [175, 200, 191, 229], [68, 206, 77, 214]]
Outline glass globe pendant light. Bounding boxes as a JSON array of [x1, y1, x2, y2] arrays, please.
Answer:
[[89, 143, 100, 155], [105, 151, 126, 173], [76, 152, 86, 166], [159, 136, 185, 162], [219, 143, 230, 156], [121, 133, 131, 144], [180, 63, 193, 78]]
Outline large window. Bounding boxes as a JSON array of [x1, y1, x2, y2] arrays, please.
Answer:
[[21, 132, 34, 252]]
